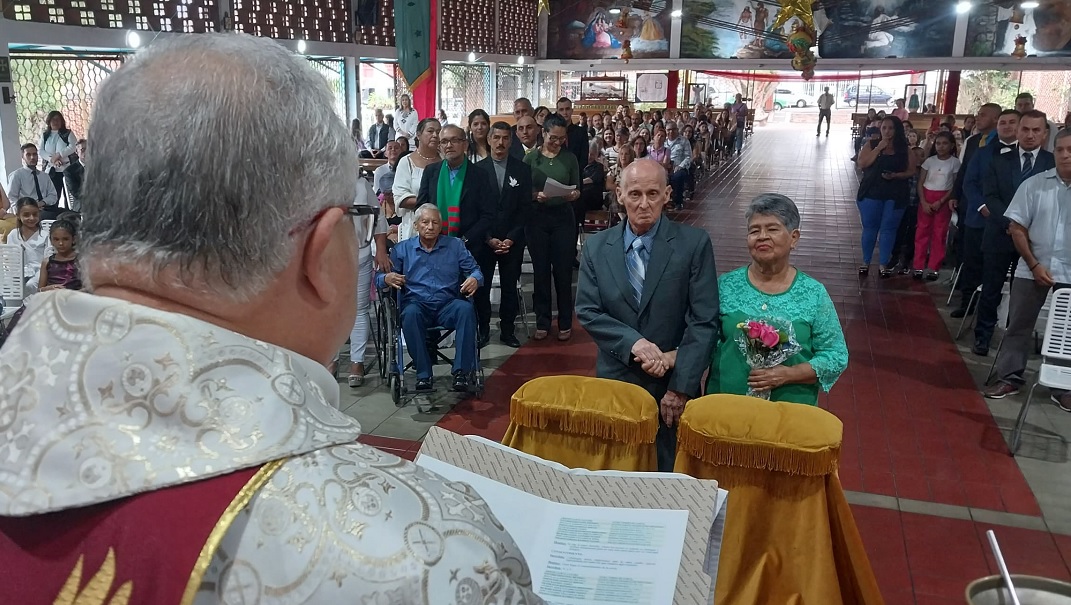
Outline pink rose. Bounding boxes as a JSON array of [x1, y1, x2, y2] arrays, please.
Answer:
[[759, 326, 781, 348], [747, 322, 763, 339]]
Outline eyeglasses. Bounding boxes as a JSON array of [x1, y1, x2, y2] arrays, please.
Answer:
[[546, 134, 567, 143], [439, 137, 466, 146], [288, 204, 380, 245]]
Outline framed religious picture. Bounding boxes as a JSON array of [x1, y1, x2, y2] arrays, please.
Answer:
[[636, 73, 670, 103], [581, 76, 628, 101]]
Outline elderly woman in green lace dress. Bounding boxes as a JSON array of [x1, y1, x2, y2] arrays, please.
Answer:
[[707, 194, 848, 405]]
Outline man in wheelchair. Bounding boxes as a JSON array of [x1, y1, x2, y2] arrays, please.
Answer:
[[377, 204, 484, 392]]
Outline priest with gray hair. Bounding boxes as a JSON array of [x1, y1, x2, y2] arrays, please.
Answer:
[[0, 33, 539, 604]]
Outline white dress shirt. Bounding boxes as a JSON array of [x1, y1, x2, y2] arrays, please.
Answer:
[[1005, 169, 1071, 283], [37, 129, 79, 173], [6, 166, 59, 209], [391, 154, 425, 241]]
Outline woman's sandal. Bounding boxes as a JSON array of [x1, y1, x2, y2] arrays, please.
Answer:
[[879, 266, 894, 278], [348, 364, 365, 388], [533, 329, 549, 341], [557, 329, 572, 341]]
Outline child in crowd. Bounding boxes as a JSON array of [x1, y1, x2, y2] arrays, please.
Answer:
[[913, 131, 960, 280], [892, 130, 925, 274], [37, 217, 81, 292], [3, 197, 52, 294]]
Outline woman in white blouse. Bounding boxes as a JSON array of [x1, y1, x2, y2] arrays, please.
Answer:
[[38, 111, 81, 212], [395, 94, 420, 150], [345, 176, 391, 387], [391, 117, 442, 241]]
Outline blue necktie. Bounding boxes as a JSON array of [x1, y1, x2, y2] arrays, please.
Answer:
[[1022, 151, 1033, 177], [627, 239, 648, 306]]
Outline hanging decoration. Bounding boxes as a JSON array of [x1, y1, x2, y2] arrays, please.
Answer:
[[621, 39, 633, 63], [698, 69, 924, 83], [537, 0, 550, 16], [771, 0, 818, 80], [1011, 35, 1028, 59]]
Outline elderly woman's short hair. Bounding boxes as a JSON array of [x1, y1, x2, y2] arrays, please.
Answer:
[[746, 193, 801, 231], [80, 33, 355, 301]]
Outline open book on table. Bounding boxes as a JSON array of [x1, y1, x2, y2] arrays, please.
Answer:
[[416, 427, 728, 605]]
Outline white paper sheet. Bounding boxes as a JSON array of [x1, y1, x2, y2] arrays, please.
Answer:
[[418, 454, 689, 605], [543, 177, 577, 198]]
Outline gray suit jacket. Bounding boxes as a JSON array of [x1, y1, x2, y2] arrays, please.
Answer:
[[576, 219, 720, 400]]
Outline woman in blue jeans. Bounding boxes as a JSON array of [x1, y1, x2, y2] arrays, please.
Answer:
[[855, 115, 916, 277]]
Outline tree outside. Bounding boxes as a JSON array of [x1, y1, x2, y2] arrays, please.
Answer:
[[959, 70, 1021, 114]]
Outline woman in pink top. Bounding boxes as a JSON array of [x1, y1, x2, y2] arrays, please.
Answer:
[[647, 128, 671, 172], [891, 98, 910, 121]]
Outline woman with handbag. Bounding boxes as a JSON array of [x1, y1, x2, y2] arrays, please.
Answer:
[[38, 111, 82, 213]]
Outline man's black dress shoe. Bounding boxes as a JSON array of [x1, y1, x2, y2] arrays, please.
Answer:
[[972, 340, 989, 356], [452, 371, 469, 392], [500, 333, 521, 348], [415, 377, 433, 391]]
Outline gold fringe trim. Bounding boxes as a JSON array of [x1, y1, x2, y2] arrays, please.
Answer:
[[180, 458, 287, 605], [677, 426, 839, 477], [509, 399, 658, 445]]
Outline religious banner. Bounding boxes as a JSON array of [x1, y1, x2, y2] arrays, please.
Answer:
[[548, 0, 671, 60], [395, 0, 432, 87], [966, 0, 1071, 57], [682, 0, 956, 60]]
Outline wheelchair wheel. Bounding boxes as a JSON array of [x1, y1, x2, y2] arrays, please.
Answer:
[[374, 301, 389, 379], [389, 374, 402, 405]]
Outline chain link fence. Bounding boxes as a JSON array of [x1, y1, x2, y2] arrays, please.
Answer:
[[537, 70, 558, 109], [306, 57, 347, 119], [11, 52, 125, 146], [441, 64, 490, 126], [496, 65, 534, 115]]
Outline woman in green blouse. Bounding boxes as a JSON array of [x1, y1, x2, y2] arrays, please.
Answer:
[[525, 114, 582, 341], [707, 194, 848, 404]]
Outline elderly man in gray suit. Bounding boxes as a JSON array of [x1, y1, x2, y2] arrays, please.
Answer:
[[577, 158, 720, 471]]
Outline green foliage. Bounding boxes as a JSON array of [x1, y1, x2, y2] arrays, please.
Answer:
[[681, 0, 720, 59], [959, 70, 1021, 114]]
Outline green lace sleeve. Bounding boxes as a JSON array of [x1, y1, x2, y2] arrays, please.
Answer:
[[808, 286, 849, 392]]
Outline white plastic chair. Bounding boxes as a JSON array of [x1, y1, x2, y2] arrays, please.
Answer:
[[0, 243, 25, 323], [1009, 288, 1071, 454]]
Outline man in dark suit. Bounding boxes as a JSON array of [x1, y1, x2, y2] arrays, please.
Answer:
[[577, 159, 720, 472], [555, 96, 589, 166], [974, 110, 1055, 365], [474, 122, 533, 348], [417, 125, 496, 261], [509, 115, 540, 161]]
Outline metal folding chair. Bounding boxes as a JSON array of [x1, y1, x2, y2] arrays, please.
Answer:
[[1009, 288, 1071, 454], [0, 244, 25, 325]]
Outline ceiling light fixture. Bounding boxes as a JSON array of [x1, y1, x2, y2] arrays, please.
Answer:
[[1020, 1, 1039, 8], [517, 55, 525, 65], [468, 51, 476, 62], [608, 8, 621, 14], [297, 39, 307, 54], [671, 9, 683, 18], [126, 31, 142, 48], [955, 1, 972, 14]]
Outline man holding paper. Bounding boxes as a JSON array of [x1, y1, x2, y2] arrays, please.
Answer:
[[525, 114, 582, 341], [577, 159, 720, 471]]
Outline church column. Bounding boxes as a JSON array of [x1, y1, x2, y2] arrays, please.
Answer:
[[943, 71, 961, 114], [0, 19, 19, 183], [666, 71, 680, 109]]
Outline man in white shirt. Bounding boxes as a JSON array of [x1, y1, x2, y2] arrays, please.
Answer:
[[394, 93, 420, 149], [5, 143, 59, 217], [988, 128, 1071, 409], [0, 33, 540, 604], [510, 115, 540, 160], [666, 121, 693, 212], [816, 87, 835, 137]]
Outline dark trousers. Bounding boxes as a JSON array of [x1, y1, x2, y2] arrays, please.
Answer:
[[891, 204, 918, 268], [670, 168, 689, 208], [817, 109, 832, 134], [994, 278, 1070, 386], [656, 416, 677, 473], [956, 225, 985, 309], [474, 244, 524, 337], [974, 227, 1019, 344], [48, 170, 65, 207], [526, 204, 575, 332], [400, 298, 477, 379]]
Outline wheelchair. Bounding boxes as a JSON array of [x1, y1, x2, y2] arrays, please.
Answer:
[[377, 285, 485, 407]]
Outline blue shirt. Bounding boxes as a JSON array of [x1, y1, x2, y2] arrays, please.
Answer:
[[623, 216, 661, 256], [376, 235, 483, 308]]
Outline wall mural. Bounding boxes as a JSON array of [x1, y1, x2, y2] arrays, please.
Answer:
[[547, 0, 671, 60], [681, 0, 956, 59], [966, 0, 1071, 57]]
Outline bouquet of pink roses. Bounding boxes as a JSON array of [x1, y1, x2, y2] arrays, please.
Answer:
[[735, 318, 802, 399]]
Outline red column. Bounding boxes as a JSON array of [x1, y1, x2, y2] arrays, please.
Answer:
[[410, 0, 438, 119], [666, 71, 680, 109], [943, 70, 960, 115]]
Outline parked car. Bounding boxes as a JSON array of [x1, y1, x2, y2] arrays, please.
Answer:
[[773, 88, 817, 109], [843, 85, 895, 107]]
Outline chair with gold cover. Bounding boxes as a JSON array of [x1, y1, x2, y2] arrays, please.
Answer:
[[674, 394, 883, 605], [501, 375, 659, 472]]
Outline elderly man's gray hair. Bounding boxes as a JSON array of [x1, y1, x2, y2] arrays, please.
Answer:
[[415, 203, 441, 221], [79, 33, 355, 300], [746, 193, 801, 231]]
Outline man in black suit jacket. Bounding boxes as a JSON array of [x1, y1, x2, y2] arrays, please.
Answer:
[[949, 103, 1000, 283], [974, 111, 1056, 360], [474, 122, 534, 348], [577, 159, 720, 472], [417, 125, 496, 259], [555, 96, 589, 166]]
